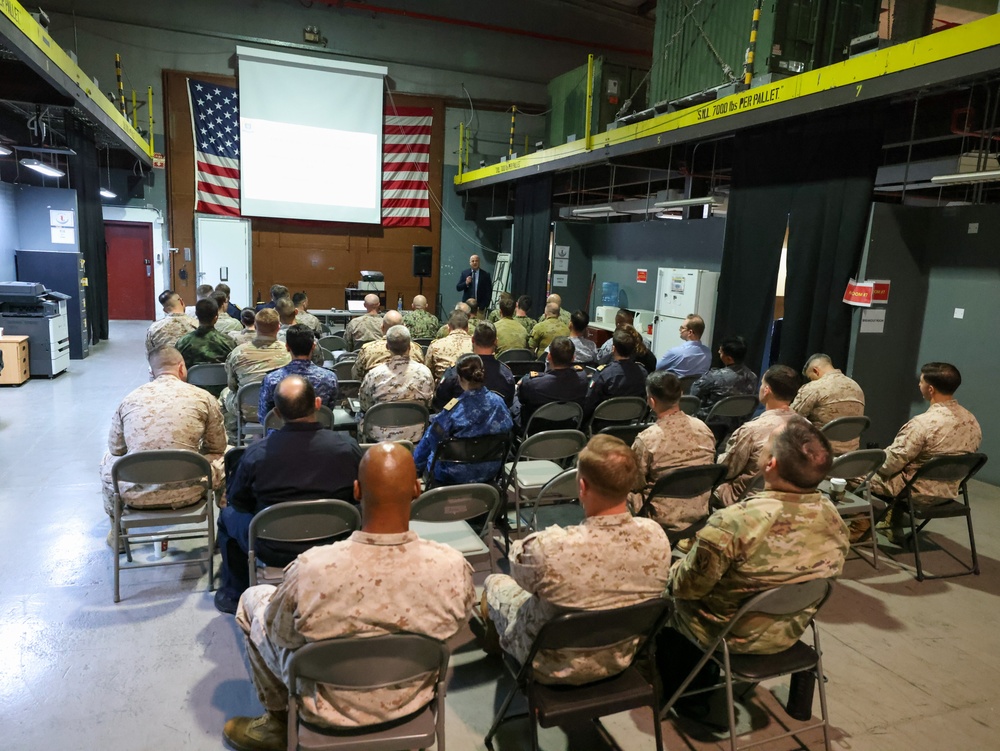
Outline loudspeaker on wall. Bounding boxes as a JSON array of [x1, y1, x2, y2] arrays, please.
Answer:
[[412, 245, 433, 278]]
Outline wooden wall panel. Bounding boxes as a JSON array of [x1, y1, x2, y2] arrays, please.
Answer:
[[164, 70, 443, 313]]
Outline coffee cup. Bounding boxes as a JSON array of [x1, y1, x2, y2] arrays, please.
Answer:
[[829, 478, 847, 500], [150, 536, 167, 559]]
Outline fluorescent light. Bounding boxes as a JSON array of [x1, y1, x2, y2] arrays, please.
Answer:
[[930, 169, 1000, 185], [20, 158, 64, 178], [652, 196, 715, 209], [485, 214, 513, 222], [572, 205, 617, 215], [0, 145, 11, 156], [100, 188, 117, 199]]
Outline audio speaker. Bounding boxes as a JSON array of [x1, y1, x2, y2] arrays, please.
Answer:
[[412, 245, 433, 278]]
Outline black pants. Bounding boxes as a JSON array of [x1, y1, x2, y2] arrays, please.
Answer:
[[655, 626, 721, 706]]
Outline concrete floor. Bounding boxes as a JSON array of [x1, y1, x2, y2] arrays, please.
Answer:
[[2, 319, 998, 751]]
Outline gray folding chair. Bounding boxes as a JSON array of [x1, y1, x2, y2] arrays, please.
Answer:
[[641, 464, 727, 546], [678, 374, 700, 394], [287, 634, 449, 751], [826, 448, 886, 569], [523, 401, 584, 437], [426, 433, 511, 489], [497, 348, 534, 363], [661, 579, 836, 751], [332, 360, 355, 380], [410, 483, 501, 573], [820, 415, 870, 446], [361, 401, 430, 443], [506, 360, 540, 379], [186, 362, 227, 392], [679, 395, 700, 416], [597, 422, 651, 447], [248, 499, 361, 586], [587, 396, 648, 435], [235, 382, 264, 446], [110, 450, 215, 603], [522, 467, 582, 533], [262, 406, 335, 433], [706, 395, 760, 450], [318, 335, 348, 353]]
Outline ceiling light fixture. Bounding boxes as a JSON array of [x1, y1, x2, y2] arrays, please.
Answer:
[[571, 205, 619, 216], [485, 214, 513, 222], [100, 187, 117, 199], [929, 168, 1000, 185], [652, 196, 716, 209], [20, 158, 64, 178], [100, 145, 117, 200]]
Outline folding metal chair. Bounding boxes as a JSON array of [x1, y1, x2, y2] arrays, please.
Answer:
[[679, 395, 700, 416], [410, 483, 501, 573], [497, 348, 535, 363], [235, 382, 264, 446], [318, 335, 348, 353], [597, 422, 652, 447], [359, 440, 415, 453], [506, 360, 541, 379], [820, 415, 870, 447], [522, 401, 584, 438], [825, 448, 885, 569], [186, 362, 227, 393], [661, 579, 836, 751], [361, 401, 430, 443], [287, 634, 449, 751], [485, 598, 671, 751], [332, 360, 355, 380], [587, 396, 648, 436], [678, 374, 700, 394], [641, 464, 727, 546], [425, 433, 511, 489], [521, 467, 582, 533]]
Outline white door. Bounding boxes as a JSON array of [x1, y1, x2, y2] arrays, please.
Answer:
[[194, 214, 252, 308]]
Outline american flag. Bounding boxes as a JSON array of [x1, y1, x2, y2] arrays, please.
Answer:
[[382, 106, 432, 227], [187, 78, 240, 217]]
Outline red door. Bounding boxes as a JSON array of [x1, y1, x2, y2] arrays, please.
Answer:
[[105, 221, 155, 320]]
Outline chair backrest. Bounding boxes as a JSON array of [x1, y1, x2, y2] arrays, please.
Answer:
[[731, 578, 834, 621], [334, 350, 357, 364], [524, 401, 584, 436], [111, 449, 212, 490], [705, 394, 758, 421], [337, 379, 361, 401], [902, 452, 988, 494], [821, 415, 871, 443], [262, 406, 335, 432], [828, 448, 886, 482], [411, 483, 500, 525], [186, 362, 228, 387], [678, 375, 700, 394], [249, 499, 361, 549], [598, 422, 650, 446], [497, 348, 535, 363], [333, 360, 355, 380], [735, 470, 765, 503], [646, 463, 727, 501], [362, 401, 430, 440], [319, 335, 348, 352], [429, 433, 511, 483], [534, 467, 579, 505], [678, 395, 700, 416], [236, 382, 263, 421], [590, 396, 648, 427], [515, 429, 588, 463], [328, 328, 346, 338], [414, 337, 434, 349], [505, 360, 540, 379], [359, 440, 415, 453], [224, 447, 246, 483]]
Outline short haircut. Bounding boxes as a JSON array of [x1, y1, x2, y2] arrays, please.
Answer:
[[499, 297, 515, 317], [270, 284, 289, 301], [273, 376, 316, 420], [720, 336, 748, 364], [240, 307, 256, 327], [921, 362, 961, 395], [646, 370, 682, 406], [549, 336, 574, 367], [772, 415, 833, 489], [516, 295, 532, 314], [612, 327, 636, 358], [578, 434, 639, 498], [158, 289, 176, 307], [255, 308, 280, 332], [382, 310, 403, 330], [615, 308, 633, 326], [292, 291, 308, 306], [285, 323, 315, 357], [147, 344, 183, 371], [215, 282, 231, 296], [456, 353, 486, 386], [196, 283, 214, 299], [465, 298, 479, 315], [210, 290, 228, 309], [448, 310, 470, 330], [275, 297, 297, 322], [762, 364, 800, 403], [386, 324, 411, 355], [472, 321, 497, 349], [570, 310, 589, 332], [803, 352, 832, 375], [544, 302, 560, 318], [685, 314, 705, 337], [194, 298, 219, 325]]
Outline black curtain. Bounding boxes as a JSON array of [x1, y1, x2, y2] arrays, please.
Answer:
[[511, 175, 553, 314], [65, 115, 110, 343]]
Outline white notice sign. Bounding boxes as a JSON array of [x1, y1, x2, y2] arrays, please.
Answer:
[[50, 209, 75, 228], [51, 226, 75, 244], [553, 257, 569, 272], [551, 273, 568, 288], [859, 308, 885, 334]]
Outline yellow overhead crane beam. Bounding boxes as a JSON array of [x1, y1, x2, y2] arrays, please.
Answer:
[[0, 0, 153, 160], [456, 13, 1000, 186]]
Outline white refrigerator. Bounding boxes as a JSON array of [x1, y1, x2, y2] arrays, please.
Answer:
[[652, 267, 720, 358]]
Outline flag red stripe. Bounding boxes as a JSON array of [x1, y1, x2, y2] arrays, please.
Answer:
[[196, 200, 240, 217], [196, 160, 240, 180], [383, 143, 430, 154], [384, 125, 432, 135], [383, 180, 429, 191], [382, 198, 430, 209], [198, 181, 240, 199]]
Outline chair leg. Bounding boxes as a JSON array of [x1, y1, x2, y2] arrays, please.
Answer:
[[906, 503, 926, 582], [652, 703, 664, 751], [722, 648, 738, 751], [867, 502, 879, 569], [813, 628, 833, 751], [966, 512, 980, 575], [528, 705, 539, 751], [207, 503, 216, 591], [484, 683, 521, 749]]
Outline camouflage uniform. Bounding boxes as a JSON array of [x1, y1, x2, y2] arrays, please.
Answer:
[[219, 337, 292, 440], [237, 530, 475, 728], [402, 309, 440, 340], [514, 315, 536, 334], [351, 339, 424, 382], [484, 512, 671, 685], [175, 326, 236, 376], [790, 370, 865, 454], [715, 407, 795, 507], [258, 359, 339, 419], [869, 399, 981, 499], [569, 335, 598, 364], [690, 364, 759, 421], [99, 375, 227, 516], [228, 329, 256, 347], [528, 317, 571, 356], [494, 317, 529, 354], [344, 313, 384, 350], [434, 323, 449, 340], [629, 411, 717, 531], [295, 310, 324, 336], [214, 311, 244, 335], [359, 356, 435, 442], [668, 489, 849, 653], [558, 308, 572, 326], [487, 308, 503, 324], [144, 313, 196, 353], [424, 330, 474, 380]]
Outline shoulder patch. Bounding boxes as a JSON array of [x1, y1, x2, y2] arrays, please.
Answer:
[[443, 398, 459, 411], [527, 371, 540, 378], [597, 364, 607, 371], [573, 365, 583, 371]]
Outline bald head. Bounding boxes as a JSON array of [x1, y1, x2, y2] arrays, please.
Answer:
[[273, 375, 318, 421], [547, 294, 562, 307], [412, 295, 428, 310], [544, 302, 560, 318], [455, 301, 471, 315], [364, 294, 380, 314], [354, 443, 421, 534], [382, 309, 404, 332]]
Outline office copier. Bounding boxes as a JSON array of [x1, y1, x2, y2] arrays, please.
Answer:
[[0, 282, 71, 377]]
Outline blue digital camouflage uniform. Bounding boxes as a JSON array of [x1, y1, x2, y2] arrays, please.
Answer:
[[258, 359, 340, 419], [413, 387, 513, 485]]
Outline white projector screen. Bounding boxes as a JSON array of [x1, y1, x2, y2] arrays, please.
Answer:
[[236, 47, 387, 223]]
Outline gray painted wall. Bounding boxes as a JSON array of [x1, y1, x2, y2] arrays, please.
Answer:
[[0, 183, 16, 281], [15, 187, 80, 252]]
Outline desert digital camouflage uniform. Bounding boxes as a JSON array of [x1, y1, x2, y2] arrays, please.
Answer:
[[424, 330, 473, 380], [668, 489, 849, 653], [219, 337, 291, 439], [484, 513, 670, 685], [528, 317, 571, 356], [295, 310, 323, 336], [214, 310, 244, 335], [344, 313, 384, 350], [790, 370, 865, 454], [494, 316, 529, 354], [714, 407, 795, 507], [629, 411, 717, 531], [99, 375, 227, 516], [514, 315, 536, 334], [351, 339, 424, 381], [237, 530, 475, 728], [402, 309, 440, 340], [144, 312, 196, 353], [228, 329, 256, 347], [359, 356, 434, 441], [175, 326, 236, 376], [869, 399, 981, 499]]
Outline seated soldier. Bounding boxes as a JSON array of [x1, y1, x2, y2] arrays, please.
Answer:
[[567, 310, 598, 364], [482, 434, 671, 684], [255, 283, 288, 312], [402, 294, 440, 341], [145, 290, 195, 353], [174, 298, 236, 394], [493, 295, 529, 354], [690, 335, 758, 442], [258, 325, 338, 421], [584, 327, 648, 419], [351, 310, 424, 382], [528, 302, 570, 357], [223, 443, 475, 750], [291, 291, 323, 336], [344, 293, 384, 350], [212, 289, 244, 334], [432, 322, 514, 410], [229, 308, 258, 347], [425, 310, 474, 379], [513, 294, 535, 335], [791, 353, 865, 455], [513, 336, 588, 432], [359, 325, 434, 442]]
